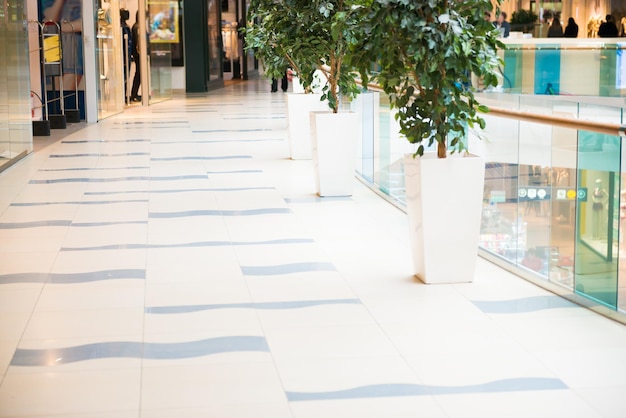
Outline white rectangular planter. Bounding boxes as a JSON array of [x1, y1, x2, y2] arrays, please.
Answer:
[[404, 153, 485, 284], [310, 111, 360, 197], [292, 76, 306, 94], [286, 93, 327, 160]]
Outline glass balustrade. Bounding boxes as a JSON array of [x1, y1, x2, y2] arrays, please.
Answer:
[[349, 90, 626, 318], [500, 39, 626, 98]]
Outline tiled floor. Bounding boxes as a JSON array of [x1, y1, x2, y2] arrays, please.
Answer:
[[1, 80, 626, 417]]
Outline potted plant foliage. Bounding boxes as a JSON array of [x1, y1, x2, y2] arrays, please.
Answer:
[[246, 0, 363, 196], [510, 9, 539, 34], [245, 0, 327, 160], [351, 0, 502, 283]]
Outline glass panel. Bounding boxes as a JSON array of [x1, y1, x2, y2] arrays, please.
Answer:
[[575, 131, 621, 309], [95, 0, 124, 119], [148, 0, 173, 103], [208, 0, 221, 81], [620, 144, 626, 313], [1, 0, 32, 171], [351, 91, 376, 182], [0, 2, 9, 167], [473, 107, 521, 266], [149, 43, 172, 103], [549, 124, 578, 289], [352, 79, 626, 319], [221, 21, 237, 79]]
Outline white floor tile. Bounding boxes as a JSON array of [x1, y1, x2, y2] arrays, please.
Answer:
[[0, 368, 141, 417], [140, 362, 286, 410]]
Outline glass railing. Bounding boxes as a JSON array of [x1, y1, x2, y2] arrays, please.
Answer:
[[499, 38, 626, 98], [348, 91, 626, 321]]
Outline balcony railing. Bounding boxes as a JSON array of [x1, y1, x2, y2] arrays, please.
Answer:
[[347, 80, 626, 324]]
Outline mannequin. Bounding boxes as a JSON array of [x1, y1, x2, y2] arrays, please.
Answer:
[[592, 179, 608, 239]]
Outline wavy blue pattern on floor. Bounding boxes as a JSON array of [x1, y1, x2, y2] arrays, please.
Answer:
[[50, 153, 149, 158], [241, 262, 337, 276], [84, 187, 274, 195], [471, 296, 578, 314], [39, 166, 149, 171], [71, 221, 147, 227], [11, 199, 148, 207], [286, 378, 569, 401], [11, 336, 269, 366], [146, 299, 361, 314], [0, 220, 146, 229], [29, 175, 207, 184], [149, 208, 290, 218], [61, 238, 313, 252], [0, 220, 72, 229], [150, 156, 251, 161], [0, 269, 145, 284]]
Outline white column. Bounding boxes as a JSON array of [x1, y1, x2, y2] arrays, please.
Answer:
[[138, 0, 149, 106], [82, 0, 98, 122]]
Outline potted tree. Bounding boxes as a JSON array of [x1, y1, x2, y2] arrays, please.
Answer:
[[247, 0, 364, 196], [351, 0, 502, 283], [298, 0, 364, 196], [245, 0, 326, 160]]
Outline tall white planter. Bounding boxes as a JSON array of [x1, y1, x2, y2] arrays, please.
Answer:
[[292, 76, 306, 94], [286, 93, 327, 160], [310, 111, 360, 197], [404, 153, 485, 284]]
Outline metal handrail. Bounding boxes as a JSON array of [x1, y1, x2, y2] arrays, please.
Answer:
[[355, 79, 626, 138]]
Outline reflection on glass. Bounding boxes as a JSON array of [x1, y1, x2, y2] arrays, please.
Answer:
[[501, 41, 626, 98], [208, 0, 221, 81], [353, 87, 626, 318], [149, 43, 172, 103], [619, 171, 626, 313], [549, 165, 577, 289], [575, 132, 621, 309], [0, 0, 33, 172], [95, 0, 124, 119]]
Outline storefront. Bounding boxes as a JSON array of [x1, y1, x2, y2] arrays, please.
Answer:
[[0, 0, 32, 172], [499, 0, 626, 38]]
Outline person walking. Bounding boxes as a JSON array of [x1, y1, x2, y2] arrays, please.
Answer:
[[271, 70, 288, 93], [564, 17, 579, 37], [599, 14, 619, 37], [548, 17, 564, 37]]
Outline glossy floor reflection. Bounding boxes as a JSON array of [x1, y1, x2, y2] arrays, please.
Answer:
[[0, 80, 625, 418]]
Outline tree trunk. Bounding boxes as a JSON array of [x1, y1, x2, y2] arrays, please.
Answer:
[[437, 141, 447, 159]]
